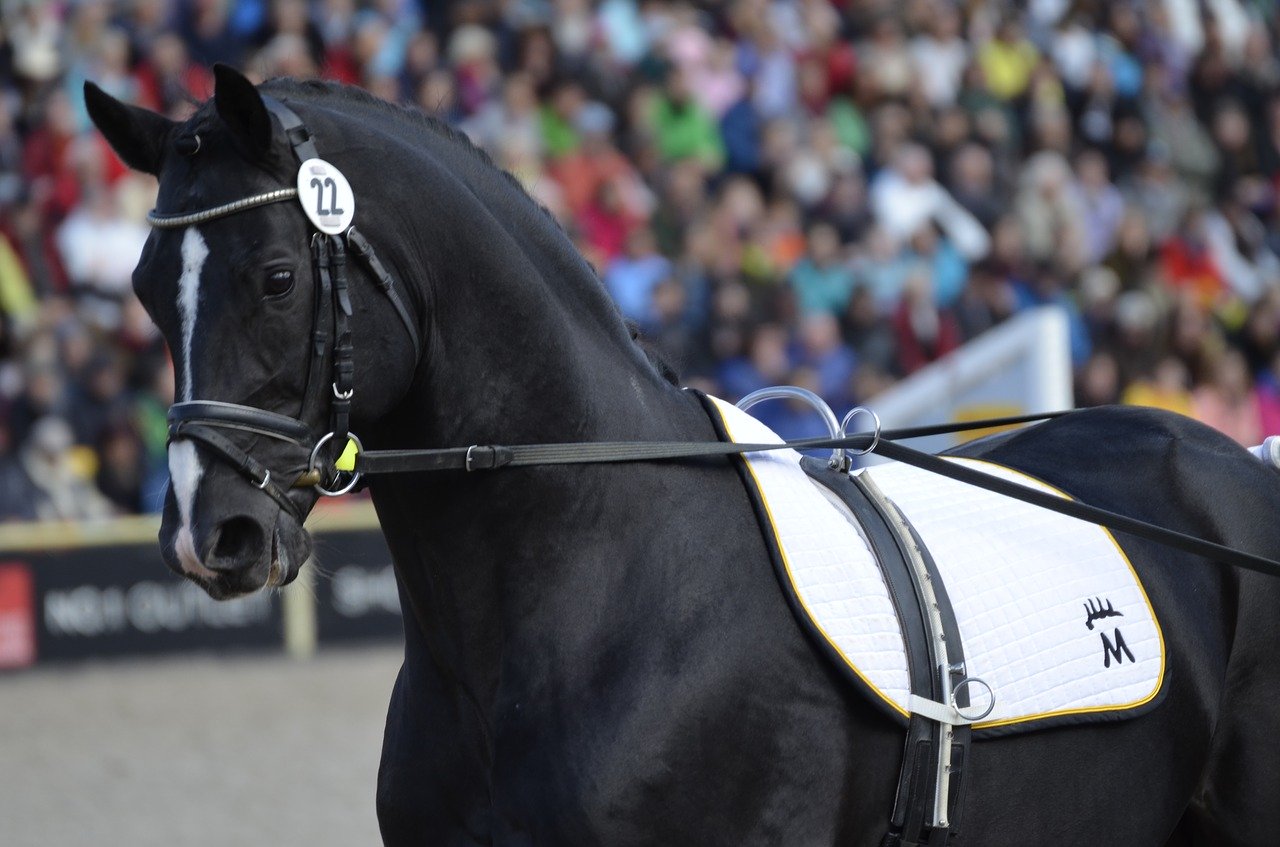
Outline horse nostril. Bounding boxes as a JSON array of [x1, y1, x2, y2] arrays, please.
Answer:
[[208, 516, 266, 568]]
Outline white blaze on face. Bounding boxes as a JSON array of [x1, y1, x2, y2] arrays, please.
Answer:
[[177, 228, 207, 404], [169, 228, 214, 579]]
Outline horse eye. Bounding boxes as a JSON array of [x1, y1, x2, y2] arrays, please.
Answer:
[[264, 268, 295, 297]]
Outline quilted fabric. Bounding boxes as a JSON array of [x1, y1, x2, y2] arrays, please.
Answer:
[[710, 397, 1165, 731]]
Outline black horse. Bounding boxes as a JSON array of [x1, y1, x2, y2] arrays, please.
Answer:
[[86, 68, 1280, 846]]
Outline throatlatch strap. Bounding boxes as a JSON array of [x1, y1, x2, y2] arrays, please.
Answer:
[[346, 227, 421, 358]]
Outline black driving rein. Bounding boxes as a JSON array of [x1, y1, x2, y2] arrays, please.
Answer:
[[349, 409, 1280, 579]]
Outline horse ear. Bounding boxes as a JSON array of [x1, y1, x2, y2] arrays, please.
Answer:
[[213, 64, 272, 159], [84, 82, 174, 175]]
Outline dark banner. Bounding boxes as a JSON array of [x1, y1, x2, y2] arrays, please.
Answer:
[[0, 545, 281, 668], [0, 509, 404, 670], [309, 529, 404, 646]]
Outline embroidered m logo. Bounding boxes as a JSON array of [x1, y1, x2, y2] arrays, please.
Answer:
[[1101, 628, 1135, 668]]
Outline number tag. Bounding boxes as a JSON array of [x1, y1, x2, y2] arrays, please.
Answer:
[[296, 158, 355, 234]]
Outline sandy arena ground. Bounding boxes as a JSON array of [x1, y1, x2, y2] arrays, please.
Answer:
[[0, 646, 402, 847]]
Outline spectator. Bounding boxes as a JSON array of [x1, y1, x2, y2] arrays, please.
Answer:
[[892, 268, 961, 375], [1193, 349, 1263, 444], [795, 311, 857, 410], [947, 143, 1004, 231], [1014, 151, 1087, 272], [604, 227, 671, 328], [1073, 149, 1125, 266], [789, 221, 855, 317], [18, 416, 113, 522], [55, 184, 148, 331], [718, 322, 794, 402], [1160, 206, 1227, 309], [977, 17, 1040, 102], [0, 1, 1277, 520], [0, 418, 38, 522], [649, 67, 725, 171], [870, 144, 990, 261], [910, 4, 967, 108], [1123, 356, 1195, 417]]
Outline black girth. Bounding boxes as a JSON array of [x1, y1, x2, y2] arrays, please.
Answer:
[[804, 460, 972, 846], [163, 96, 420, 517]]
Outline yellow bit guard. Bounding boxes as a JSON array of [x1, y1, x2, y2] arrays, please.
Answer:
[[335, 437, 359, 472]]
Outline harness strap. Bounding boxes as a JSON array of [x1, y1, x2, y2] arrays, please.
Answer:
[[168, 400, 310, 444], [352, 412, 1068, 474], [303, 233, 334, 419], [858, 470, 971, 844], [262, 95, 320, 162], [806, 461, 955, 844], [346, 226, 421, 358], [351, 420, 1280, 577], [329, 235, 354, 446], [168, 421, 306, 521]]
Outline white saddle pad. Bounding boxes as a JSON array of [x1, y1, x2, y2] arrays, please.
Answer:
[[710, 397, 1165, 733]]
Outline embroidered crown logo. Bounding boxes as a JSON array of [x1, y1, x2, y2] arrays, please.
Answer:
[[1083, 597, 1123, 631]]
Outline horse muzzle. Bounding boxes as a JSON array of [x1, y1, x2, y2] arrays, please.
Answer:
[[159, 468, 313, 600]]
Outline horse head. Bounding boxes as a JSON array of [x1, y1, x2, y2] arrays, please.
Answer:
[[86, 66, 422, 598]]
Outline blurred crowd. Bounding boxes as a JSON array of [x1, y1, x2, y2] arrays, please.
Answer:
[[0, 0, 1277, 521]]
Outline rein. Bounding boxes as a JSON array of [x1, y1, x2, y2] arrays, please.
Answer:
[[346, 411, 1280, 579]]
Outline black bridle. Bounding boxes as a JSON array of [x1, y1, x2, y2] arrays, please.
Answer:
[[152, 98, 1280, 579], [157, 96, 420, 521]]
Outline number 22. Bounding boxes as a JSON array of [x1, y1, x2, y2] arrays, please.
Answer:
[[310, 177, 344, 217]]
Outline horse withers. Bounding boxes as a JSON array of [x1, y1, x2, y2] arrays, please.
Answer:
[[86, 66, 1280, 846]]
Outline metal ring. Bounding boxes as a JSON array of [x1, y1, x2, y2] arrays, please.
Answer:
[[951, 676, 995, 723], [332, 383, 354, 401], [465, 445, 479, 472], [307, 431, 364, 497], [254, 470, 271, 490], [839, 407, 881, 456]]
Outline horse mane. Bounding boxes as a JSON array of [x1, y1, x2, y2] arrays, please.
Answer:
[[259, 78, 548, 223], [259, 77, 681, 386]]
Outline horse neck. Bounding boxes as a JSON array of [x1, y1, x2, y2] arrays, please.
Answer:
[[356, 129, 712, 719], [361, 127, 694, 449]]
